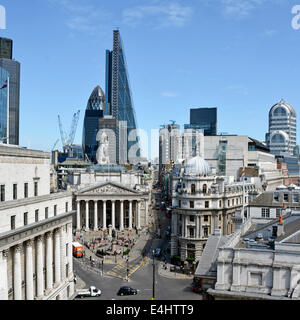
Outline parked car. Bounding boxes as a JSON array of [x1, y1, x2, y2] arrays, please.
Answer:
[[117, 286, 137, 296], [76, 286, 101, 298]]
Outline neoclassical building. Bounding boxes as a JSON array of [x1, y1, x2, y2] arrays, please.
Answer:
[[170, 156, 257, 261], [75, 181, 149, 231], [0, 145, 74, 300]]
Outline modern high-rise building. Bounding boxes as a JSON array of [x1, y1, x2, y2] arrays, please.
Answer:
[[82, 86, 105, 163], [105, 30, 140, 164], [0, 66, 9, 143], [185, 107, 217, 136], [266, 99, 297, 155], [0, 37, 20, 145]]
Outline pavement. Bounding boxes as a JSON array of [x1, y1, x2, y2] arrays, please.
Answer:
[[72, 191, 195, 291]]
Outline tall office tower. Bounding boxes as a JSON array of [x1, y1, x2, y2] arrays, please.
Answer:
[[0, 66, 9, 143], [185, 107, 217, 136], [266, 99, 297, 155], [0, 37, 20, 145], [82, 86, 105, 163], [105, 30, 140, 164]]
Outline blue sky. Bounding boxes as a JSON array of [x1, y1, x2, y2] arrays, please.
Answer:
[[1, 0, 300, 159]]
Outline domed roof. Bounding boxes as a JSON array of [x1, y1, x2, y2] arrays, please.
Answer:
[[86, 85, 105, 111], [270, 99, 296, 118], [276, 184, 287, 190], [184, 156, 211, 176]]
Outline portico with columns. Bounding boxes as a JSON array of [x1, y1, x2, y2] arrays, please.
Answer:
[[75, 181, 149, 232]]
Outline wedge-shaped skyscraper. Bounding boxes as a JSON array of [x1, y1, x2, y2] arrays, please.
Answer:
[[105, 30, 140, 164]]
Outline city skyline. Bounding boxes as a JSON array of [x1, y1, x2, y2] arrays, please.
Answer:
[[0, 0, 299, 159]]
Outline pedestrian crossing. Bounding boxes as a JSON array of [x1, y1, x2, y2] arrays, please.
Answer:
[[107, 258, 147, 279]]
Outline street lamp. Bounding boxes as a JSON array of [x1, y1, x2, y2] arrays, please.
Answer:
[[152, 249, 155, 300]]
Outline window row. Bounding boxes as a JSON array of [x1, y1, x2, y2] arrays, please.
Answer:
[[0, 182, 39, 202], [10, 202, 69, 230]]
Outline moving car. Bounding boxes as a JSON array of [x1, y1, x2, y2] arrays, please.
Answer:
[[154, 247, 162, 257], [76, 286, 101, 298], [117, 286, 137, 296]]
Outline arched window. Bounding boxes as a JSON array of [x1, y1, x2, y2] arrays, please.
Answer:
[[273, 107, 287, 117], [202, 184, 207, 194], [191, 184, 196, 195], [271, 133, 285, 143]]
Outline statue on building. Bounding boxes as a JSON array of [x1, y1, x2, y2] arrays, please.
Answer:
[[97, 131, 110, 165]]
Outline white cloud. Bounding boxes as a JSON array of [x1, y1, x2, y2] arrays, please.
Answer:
[[161, 91, 178, 97], [122, 2, 193, 28], [48, 0, 112, 35]]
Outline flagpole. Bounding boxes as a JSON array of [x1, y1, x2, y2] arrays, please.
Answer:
[[6, 76, 9, 145]]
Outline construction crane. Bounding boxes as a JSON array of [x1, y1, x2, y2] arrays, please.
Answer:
[[51, 139, 60, 152], [58, 110, 80, 156], [169, 120, 176, 125]]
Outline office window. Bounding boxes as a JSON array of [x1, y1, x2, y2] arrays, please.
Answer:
[[205, 201, 209, 208], [219, 214, 222, 221], [35, 210, 39, 222], [228, 200, 230, 207], [34, 182, 38, 196], [178, 200, 181, 208], [190, 201, 194, 209], [274, 192, 279, 202], [189, 228, 195, 238], [219, 200, 222, 207], [13, 184, 17, 200], [54, 205, 57, 216], [203, 227, 209, 237], [0, 185, 5, 202], [204, 215, 209, 222], [190, 215, 194, 222], [232, 199, 235, 206], [261, 208, 270, 218], [11, 215, 16, 230], [24, 212, 28, 226], [65, 202, 68, 212], [24, 183, 28, 198], [45, 207, 48, 219], [293, 193, 299, 203], [202, 184, 207, 194], [191, 184, 196, 195], [283, 193, 289, 202], [66, 243, 69, 256]]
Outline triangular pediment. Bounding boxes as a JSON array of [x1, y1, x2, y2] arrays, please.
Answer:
[[77, 181, 139, 195]]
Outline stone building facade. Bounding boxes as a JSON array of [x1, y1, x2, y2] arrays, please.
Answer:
[[171, 156, 257, 261], [0, 145, 74, 300]]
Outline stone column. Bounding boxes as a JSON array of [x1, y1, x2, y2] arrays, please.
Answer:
[[103, 200, 107, 230], [85, 201, 89, 231], [185, 215, 188, 238], [25, 240, 34, 300], [76, 200, 81, 230], [112, 200, 116, 229], [67, 223, 73, 278], [120, 200, 124, 231], [94, 200, 98, 231], [13, 245, 22, 300], [172, 212, 177, 236], [60, 226, 66, 281], [129, 200, 133, 230], [137, 201, 141, 230], [36, 235, 44, 298], [54, 229, 61, 286], [222, 212, 227, 236], [1, 250, 8, 300], [45, 232, 53, 293]]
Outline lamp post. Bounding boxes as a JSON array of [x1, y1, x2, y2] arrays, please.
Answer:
[[152, 249, 155, 300], [102, 259, 104, 276]]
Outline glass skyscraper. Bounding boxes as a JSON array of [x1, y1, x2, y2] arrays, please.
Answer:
[[0, 66, 9, 143], [0, 37, 20, 145], [105, 30, 140, 164], [82, 86, 105, 163], [185, 107, 217, 136]]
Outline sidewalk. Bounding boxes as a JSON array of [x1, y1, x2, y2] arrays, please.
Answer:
[[157, 262, 194, 280]]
